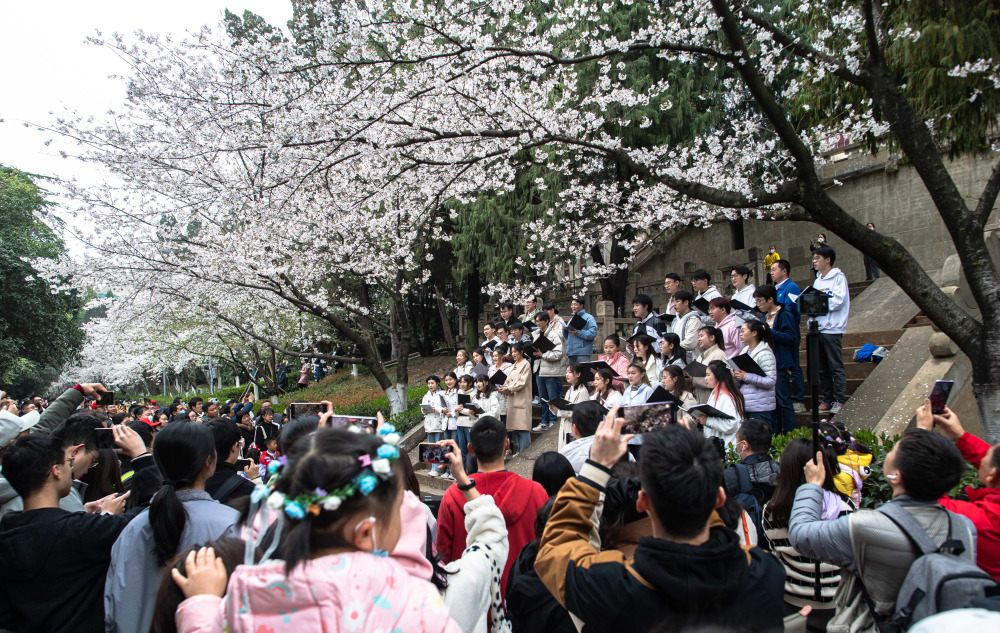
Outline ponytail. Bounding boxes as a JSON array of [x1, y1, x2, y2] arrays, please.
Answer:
[[149, 422, 216, 566]]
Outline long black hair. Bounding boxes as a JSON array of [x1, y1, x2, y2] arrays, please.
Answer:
[[149, 422, 217, 566], [263, 428, 403, 573], [767, 438, 841, 523]]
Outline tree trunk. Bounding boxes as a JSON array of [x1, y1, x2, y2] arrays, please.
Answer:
[[466, 265, 482, 346], [591, 236, 629, 314], [435, 285, 455, 350], [973, 381, 1000, 444], [357, 281, 380, 362]]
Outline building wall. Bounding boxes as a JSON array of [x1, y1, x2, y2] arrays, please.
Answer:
[[629, 147, 1000, 306]]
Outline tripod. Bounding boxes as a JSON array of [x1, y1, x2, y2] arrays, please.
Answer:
[[806, 316, 824, 602]]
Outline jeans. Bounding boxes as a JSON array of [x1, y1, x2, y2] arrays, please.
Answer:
[[456, 426, 472, 462], [568, 355, 591, 365], [537, 376, 562, 425], [774, 368, 797, 434], [790, 363, 805, 403], [745, 410, 772, 428], [509, 430, 531, 454], [864, 254, 881, 281], [817, 333, 847, 405]]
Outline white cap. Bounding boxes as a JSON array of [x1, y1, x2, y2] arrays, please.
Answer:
[[0, 411, 24, 446], [17, 410, 40, 432]]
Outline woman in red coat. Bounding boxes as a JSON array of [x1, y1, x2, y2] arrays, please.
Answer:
[[917, 400, 1000, 581]]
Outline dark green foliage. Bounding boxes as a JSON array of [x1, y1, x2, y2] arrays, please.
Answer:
[[0, 167, 85, 395]]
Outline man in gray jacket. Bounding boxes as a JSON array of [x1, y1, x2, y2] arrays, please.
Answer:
[[788, 429, 975, 633], [0, 384, 152, 517]]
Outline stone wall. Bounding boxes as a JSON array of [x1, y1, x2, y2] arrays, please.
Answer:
[[628, 147, 1000, 303]]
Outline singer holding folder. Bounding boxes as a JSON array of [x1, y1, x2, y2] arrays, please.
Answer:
[[732, 321, 777, 428]]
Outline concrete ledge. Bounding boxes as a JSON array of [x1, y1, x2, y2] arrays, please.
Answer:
[[836, 326, 934, 431], [846, 275, 937, 334]]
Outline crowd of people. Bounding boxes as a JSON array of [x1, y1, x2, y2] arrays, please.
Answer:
[[0, 381, 998, 633], [0, 242, 996, 632]]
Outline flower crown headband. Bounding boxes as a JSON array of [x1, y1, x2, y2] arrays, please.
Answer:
[[252, 423, 403, 521]]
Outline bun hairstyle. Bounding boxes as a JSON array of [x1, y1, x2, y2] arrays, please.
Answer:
[[149, 422, 217, 566], [264, 428, 403, 573]]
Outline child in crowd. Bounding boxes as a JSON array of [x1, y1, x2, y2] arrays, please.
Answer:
[[258, 436, 279, 470], [169, 428, 460, 633]]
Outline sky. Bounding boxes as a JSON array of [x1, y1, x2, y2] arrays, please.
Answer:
[[0, 0, 294, 253]]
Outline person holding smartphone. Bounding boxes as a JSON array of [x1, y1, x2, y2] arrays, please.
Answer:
[[915, 402, 1000, 581]]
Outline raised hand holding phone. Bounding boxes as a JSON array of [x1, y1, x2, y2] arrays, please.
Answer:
[[589, 406, 633, 469]]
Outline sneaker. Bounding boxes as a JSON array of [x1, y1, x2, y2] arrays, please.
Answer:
[[531, 397, 541, 406], [830, 402, 843, 414], [818, 402, 832, 412], [441, 472, 454, 481], [511, 451, 521, 460], [427, 470, 441, 478], [532, 423, 547, 432], [793, 402, 807, 414], [504, 449, 512, 461]]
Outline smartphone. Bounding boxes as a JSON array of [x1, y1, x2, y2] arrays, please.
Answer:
[[621, 403, 675, 435], [235, 458, 251, 470], [418, 443, 453, 464], [328, 415, 378, 433], [94, 428, 116, 450], [98, 391, 115, 406], [288, 403, 326, 419], [929, 380, 955, 415]]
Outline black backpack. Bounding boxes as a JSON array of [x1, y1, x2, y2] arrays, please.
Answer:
[[732, 463, 765, 545]]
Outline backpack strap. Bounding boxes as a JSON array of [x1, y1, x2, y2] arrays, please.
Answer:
[[878, 502, 957, 556], [734, 463, 752, 495], [214, 472, 248, 503]]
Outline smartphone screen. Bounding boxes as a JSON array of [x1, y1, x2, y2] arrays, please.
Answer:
[[929, 380, 955, 415], [94, 428, 116, 450], [620, 402, 675, 435], [288, 403, 326, 419], [328, 415, 378, 433], [418, 443, 453, 464], [98, 391, 115, 406]]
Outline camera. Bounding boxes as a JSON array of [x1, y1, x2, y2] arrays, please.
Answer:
[[799, 290, 830, 317]]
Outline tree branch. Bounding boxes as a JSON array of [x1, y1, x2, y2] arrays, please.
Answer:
[[975, 153, 1000, 227]]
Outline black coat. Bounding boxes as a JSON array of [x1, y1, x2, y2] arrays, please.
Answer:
[[0, 508, 131, 632], [505, 541, 576, 633]]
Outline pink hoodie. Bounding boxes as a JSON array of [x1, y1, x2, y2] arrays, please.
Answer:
[[175, 551, 460, 633]]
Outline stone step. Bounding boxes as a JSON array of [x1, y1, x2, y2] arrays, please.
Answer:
[[903, 315, 933, 329], [798, 346, 889, 366]]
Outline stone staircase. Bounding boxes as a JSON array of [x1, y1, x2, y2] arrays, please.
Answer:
[[792, 280, 903, 426], [416, 279, 918, 493]]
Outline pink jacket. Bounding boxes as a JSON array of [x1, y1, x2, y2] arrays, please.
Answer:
[[175, 552, 460, 633], [717, 313, 742, 358]]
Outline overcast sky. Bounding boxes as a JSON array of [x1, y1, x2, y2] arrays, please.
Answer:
[[0, 0, 293, 252]]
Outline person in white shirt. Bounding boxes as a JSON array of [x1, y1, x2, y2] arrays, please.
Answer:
[[730, 264, 756, 324], [621, 363, 654, 406], [663, 273, 682, 317], [591, 367, 623, 410], [690, 359, 745, 447], [811, 246, 850, 414], [692, 269, 722, 326], [669, 290, 701, 363]]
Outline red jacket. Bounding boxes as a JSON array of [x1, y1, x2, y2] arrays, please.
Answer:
[[436, 470, 548, 597], [939, 432, 1000, 581]]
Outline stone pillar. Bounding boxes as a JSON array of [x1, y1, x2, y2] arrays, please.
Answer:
[[595, 300, 616, 348]]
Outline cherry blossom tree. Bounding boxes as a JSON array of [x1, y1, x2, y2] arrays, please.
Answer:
[[45, 0, 1000, 434], [271, 0, 1000, 437]]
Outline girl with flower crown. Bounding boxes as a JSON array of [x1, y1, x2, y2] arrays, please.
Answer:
[[170, 426, 461, 633]]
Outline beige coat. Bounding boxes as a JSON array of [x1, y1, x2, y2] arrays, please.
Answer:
[[692, 344, 728, 403], [503, 358, 533, 431]]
